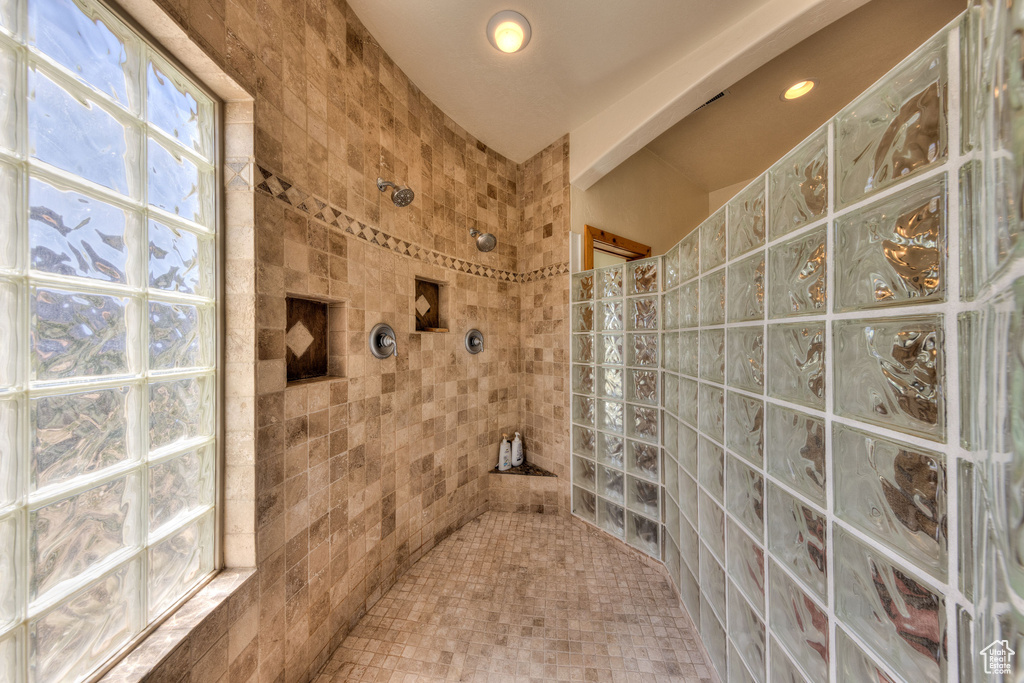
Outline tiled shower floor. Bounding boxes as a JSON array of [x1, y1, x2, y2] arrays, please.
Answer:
[[315, 512, 714, 682]]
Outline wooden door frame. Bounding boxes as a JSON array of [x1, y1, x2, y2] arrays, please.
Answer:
[[582, 225, 652, 270]]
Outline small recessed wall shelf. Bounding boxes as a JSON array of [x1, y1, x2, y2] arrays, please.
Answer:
[[286, 295, 345, 383], [415, 278, 448, 332]]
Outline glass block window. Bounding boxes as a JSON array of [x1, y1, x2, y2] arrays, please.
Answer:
[[0, 0, 218, 679]]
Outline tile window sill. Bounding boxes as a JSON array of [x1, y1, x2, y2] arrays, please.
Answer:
[[98, 568, 258, 683]]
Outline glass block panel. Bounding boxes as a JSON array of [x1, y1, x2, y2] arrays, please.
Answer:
[[598, 400, 623, 434], [679, 472, 697, 525], [728, 179, 766, 259], [678, 423, 698, 477], [678, 377, 697, 428], [29, 178, 135, 285], [680, 281, 699, 328], [834, 174, 946, 311], [767, 225, 826, 318], [770, 640, 810, 683], [31, 385, 136, 490], [598, 333, 622, 365], [627, 296, 657, 330], [149, 301, 209, 371], [30, 473, 140, 601], [663, 331, 680, 373], [699, 437, 724, 502], [627, 333, 657, 366], [663, 448, 679, 500], [572, 272, 594, 301], [769, 560, 829, 682], [572, 455, 596, 490], [0, 279, 20, 388], [729, 585, 766, 682], [769, 127, 828, 239], [628, 260, 658, 295], [598, 264, 622, 298], [730, 643, 760, 683], [698, 383, 723, 443], [148, 511, 214, 619], [572, 334, 594, 364], [728, 252, 765, 322], [597, 432, 623, 468], [599, 466, 624, 503], [31, 558, 142, 683], [663, 244, 681, 290], [766, 322, 825, 410], [726, 326, 764, 392], [0, 161, 18, 270], [835, 31, 947, 206], [679, 331, 698, 376], [765, 405, 825, 506], [627, 440, 658, 482], [148, 445, 213, 533], [767, 483, 827, 600], [836, 628, 898, 683], [662, 288, 678, 329], [700, 328, 724, 383], [958, 460, 973, 600], [0, 624, 19, 683], [147, 58, 213, 159], [700, 272, 725, 326], [833, 315, 945, 441], [31, 286, 131, 381], [0, 47, 18, 155], [680, 515, 698, 575], [956, 606, 972, 683], [957, 310, 984, 450], [726, 392, 764, 466], [701, 209, 727, 272], [700, 543, 726, 619], [598, 367, 622, 400], [0, 512, 15, 628], [0, 397, 17, 508], [699, 492, 724, 559], [572, 364, 595, 395], [29, 69, 141, 197], [149, 220, 212, 296], [598, 498, 625, 539], [663, 373, 680, 416], [665, 500, 679, 545], [833, 525, 945, 682], [147, 138, 213, 227], [701, 595, 727, 679], [28, 0, 140, 110], [571, 425, 595, 457], [833, 423, 947, 580], [572, 302, 594, 332], [726, 455, 763, 541], [572, 486, 596, 523], [679, 562, 700, 623], [600, 300, 622, 331], [662, 414, 678, 459], [678, 230, 699, 283], [627, 404, 658, 443], [960, 156, 1020, 297], [572, 394, 595, 425], [627, 511, 659, 556], [727, 519, 765, 615]]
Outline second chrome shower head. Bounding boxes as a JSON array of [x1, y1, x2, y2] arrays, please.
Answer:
[[377, 178, 415, 207], [470, 228, 497, 252]]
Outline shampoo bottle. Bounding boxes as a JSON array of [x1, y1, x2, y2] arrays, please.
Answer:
[[498, 434, 512, 471], [511, 432, 524, 467]]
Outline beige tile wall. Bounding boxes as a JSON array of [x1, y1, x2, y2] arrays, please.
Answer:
[[120, 0, 575, 681]]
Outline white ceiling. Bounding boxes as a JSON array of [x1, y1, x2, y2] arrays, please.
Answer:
[[346, 0, 772, 163]]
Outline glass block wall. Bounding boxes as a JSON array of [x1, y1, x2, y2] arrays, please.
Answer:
[[572, 10, 1024, 682]]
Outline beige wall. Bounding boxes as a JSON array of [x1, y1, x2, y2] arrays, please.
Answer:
[[708, 177, 756, 214], [570, 149, 708, 256]]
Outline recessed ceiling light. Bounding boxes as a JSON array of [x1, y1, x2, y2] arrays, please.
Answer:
[[487, 10, 531, 53], [782, 79, 816, 100]]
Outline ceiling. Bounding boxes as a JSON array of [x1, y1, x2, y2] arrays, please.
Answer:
[[347, 0, 783, 163], [644, 0, 966, 192]]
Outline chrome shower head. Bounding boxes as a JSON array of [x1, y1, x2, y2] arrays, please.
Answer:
[[470, 228, 497, 252], [377, 178, 415, 207]]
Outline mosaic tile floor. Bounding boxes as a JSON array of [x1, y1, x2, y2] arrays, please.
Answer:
[[316, 512, 715, 682]]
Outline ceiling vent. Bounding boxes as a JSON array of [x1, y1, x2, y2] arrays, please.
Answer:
[[694, 90, 729, 112]]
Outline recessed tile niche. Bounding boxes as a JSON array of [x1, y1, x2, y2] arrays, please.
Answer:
[[415, 278, 447, 332], [286, 296, 344, 382]]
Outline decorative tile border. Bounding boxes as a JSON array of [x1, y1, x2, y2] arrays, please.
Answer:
[[254, 164, 567, 283]]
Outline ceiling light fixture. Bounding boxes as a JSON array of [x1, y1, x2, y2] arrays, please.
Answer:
[[487, 10, 531, 53], [782, 79, 816, 100]]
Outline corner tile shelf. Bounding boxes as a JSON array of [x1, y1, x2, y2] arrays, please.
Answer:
[[490, 462, 556, 477]]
